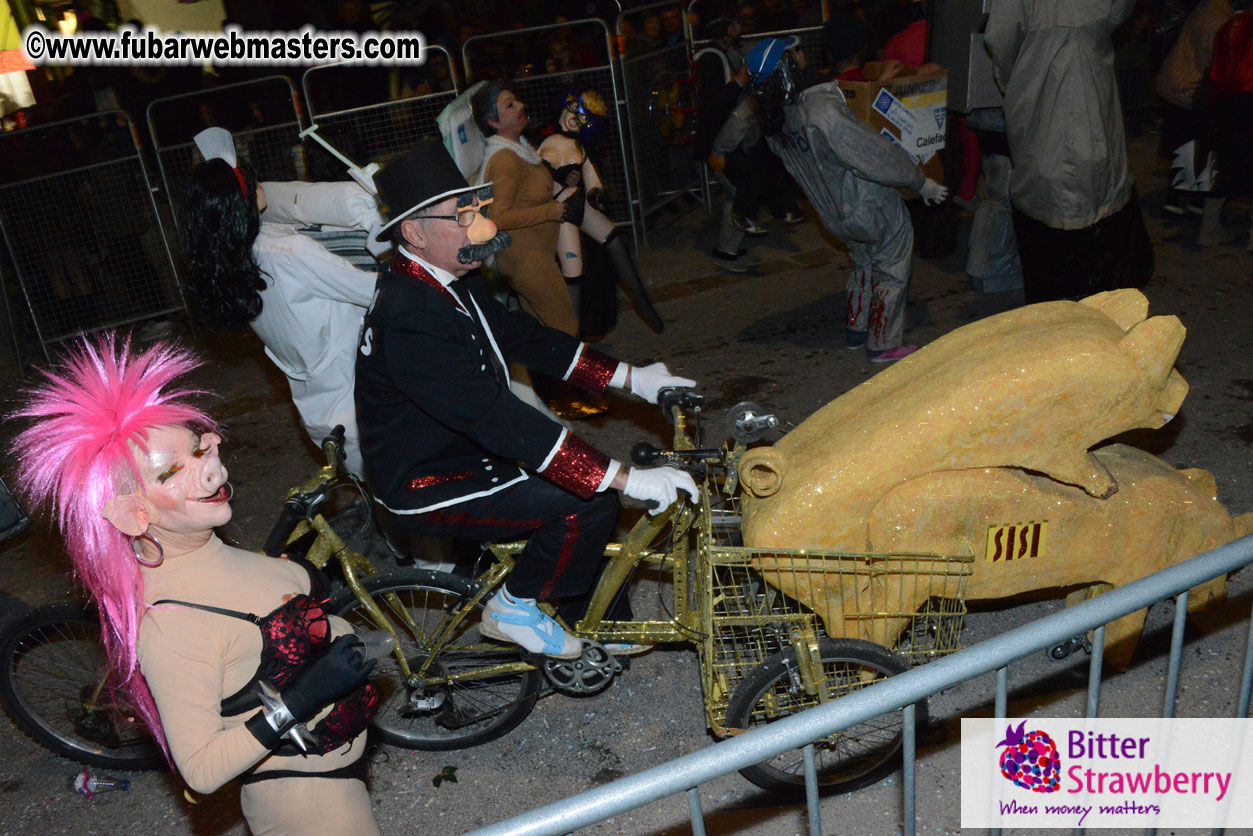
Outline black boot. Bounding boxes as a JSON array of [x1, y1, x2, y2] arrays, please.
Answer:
[[603, 231, 664, 333], [578, 239, 619, 340], [564, 273, 582, 322]]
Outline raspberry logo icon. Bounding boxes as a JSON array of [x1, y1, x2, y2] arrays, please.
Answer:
[[996, 721, 1061, 793]]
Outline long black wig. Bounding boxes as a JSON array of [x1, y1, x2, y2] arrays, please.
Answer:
[[181, 159, 266, 328]]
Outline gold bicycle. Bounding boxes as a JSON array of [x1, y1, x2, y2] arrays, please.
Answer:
[[322, 391, 976, 793], [1, 397, 971, 790]]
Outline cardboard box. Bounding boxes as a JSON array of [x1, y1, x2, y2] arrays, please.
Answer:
[[837, 70, 948, 167]]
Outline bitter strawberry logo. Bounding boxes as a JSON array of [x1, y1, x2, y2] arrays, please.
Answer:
[[996, 721, 1061, 793]]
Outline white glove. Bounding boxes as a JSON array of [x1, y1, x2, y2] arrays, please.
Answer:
[[623, 466, 699, 515], [629, 362, 696, 404], [920, 178, 949, 206]]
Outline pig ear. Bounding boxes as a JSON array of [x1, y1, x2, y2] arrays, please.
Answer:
[[101, 494, 155, 537], [1120, 315, 1185, 390], [1079, 288, 1148, 331]]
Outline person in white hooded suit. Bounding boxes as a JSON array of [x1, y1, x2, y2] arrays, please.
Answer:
[[180, 128, 386, 476]]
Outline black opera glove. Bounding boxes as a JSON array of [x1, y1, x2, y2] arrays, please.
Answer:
[[560, 190, 586, 226], [244, 635, 375, 751]]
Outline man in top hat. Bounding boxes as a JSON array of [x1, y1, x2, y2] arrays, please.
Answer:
[[746, 26, 949, 363], [355, 141, 698, 659]]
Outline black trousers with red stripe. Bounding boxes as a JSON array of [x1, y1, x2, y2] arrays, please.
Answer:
[[386, 478, 625, 621]]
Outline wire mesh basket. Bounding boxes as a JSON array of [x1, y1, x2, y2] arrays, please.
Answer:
[[698, 493, 973, 735]]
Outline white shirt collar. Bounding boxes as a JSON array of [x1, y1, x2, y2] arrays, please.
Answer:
[[399, 246, 457, 289], [399, 247, 508, 380]]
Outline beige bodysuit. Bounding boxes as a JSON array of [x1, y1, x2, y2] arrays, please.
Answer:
[[138, 535, 379, 836], [483, 145, 578, 336]]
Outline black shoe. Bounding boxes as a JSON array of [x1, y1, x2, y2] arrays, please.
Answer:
[[709, 250, 755, 273]]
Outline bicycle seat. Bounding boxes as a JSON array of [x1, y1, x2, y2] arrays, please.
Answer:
[[372, 504, 461, 574]]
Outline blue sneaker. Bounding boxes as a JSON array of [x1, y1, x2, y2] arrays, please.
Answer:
[[845, 329, 867, 349], [482, 588, 582, 659]]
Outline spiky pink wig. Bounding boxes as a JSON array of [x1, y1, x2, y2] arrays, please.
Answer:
[[10, 335, 216, 761]]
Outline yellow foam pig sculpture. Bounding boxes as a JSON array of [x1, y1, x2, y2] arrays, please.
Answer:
[[739, 289, 1251, 668]]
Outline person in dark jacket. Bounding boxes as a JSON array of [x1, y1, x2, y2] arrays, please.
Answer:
[[354, 142, 698, 659], [695, 17, 802, 273]]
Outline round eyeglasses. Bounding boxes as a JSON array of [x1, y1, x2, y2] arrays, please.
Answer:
[[418, 207, 480, 228]]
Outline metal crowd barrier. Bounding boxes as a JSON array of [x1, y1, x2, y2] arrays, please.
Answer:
[[688, 23, 826, 217], [302, 45, 460, 170], [749, 24, 829, 70], [460, 535, 1253, 836], [0, 110, 188, 368], [147, 75, 304, 236], [688, 24, 829, 105], [462, 19, 636, 246], [616, 0, 704, 245]]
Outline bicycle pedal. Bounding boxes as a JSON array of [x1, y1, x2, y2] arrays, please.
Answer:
[[73, 711, 124, 747], [542, 642, 622, 695]]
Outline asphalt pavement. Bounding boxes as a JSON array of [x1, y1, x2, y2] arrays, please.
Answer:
[[0, 131, 1251, 836]]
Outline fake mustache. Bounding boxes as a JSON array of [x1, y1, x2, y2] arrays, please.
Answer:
[[458, 231, 513, 264]]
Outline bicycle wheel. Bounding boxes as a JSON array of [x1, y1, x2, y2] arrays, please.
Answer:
[[331, 571, 543, 751], [0, 604, 164, 770], [724, 638, 923, 795]]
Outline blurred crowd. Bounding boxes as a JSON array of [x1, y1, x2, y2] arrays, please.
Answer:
[[4, 0, 838, 133], [2, 0, 1250, 307]]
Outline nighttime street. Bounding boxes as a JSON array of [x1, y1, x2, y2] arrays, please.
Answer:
[[0, 124, 1251, 834]]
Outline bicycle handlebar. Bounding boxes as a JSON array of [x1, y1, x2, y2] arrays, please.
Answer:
[[263, 499, 308, 557], [320, 425, 347, 474], [260, 426, 350, 559], [631, 442, 723, 467], [657, 387, 704, 422]]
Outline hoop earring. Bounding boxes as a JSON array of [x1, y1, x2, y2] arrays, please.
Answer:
[[133, 532, 164, 568], [223, 482, 234, 502]]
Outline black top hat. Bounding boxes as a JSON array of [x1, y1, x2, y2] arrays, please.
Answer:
[[374, 140, 483, 238]]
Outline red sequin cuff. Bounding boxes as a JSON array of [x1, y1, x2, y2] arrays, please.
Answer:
[[564, 347, 619, 395], [539, 433, 611, 499]]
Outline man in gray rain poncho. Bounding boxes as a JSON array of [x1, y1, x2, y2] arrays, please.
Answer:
[[746, 26, 948, 363], [985, 0, 1153, 302]]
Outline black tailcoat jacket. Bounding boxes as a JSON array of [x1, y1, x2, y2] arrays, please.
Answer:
[[354, 255, 619, 514]]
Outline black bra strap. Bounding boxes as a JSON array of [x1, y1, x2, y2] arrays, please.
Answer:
[[150, 599, 261, 625]]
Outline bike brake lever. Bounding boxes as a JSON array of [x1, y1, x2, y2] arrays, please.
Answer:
[[657, 388, 703, 424]]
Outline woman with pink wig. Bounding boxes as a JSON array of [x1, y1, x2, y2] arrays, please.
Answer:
[[11, 336, 381, 836]]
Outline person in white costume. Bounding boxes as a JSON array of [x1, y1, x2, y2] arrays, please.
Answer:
[[180, 128, 386, 476]]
